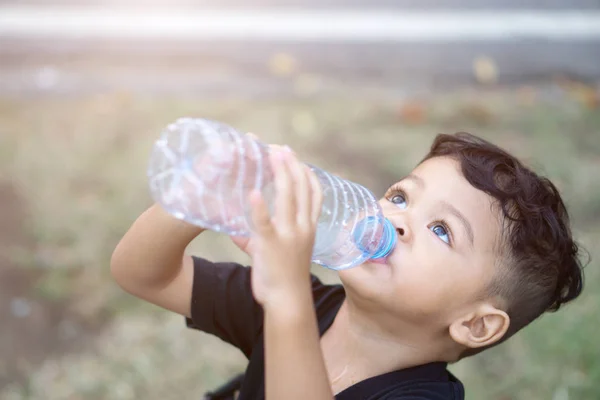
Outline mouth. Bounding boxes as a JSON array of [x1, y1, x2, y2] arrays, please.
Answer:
[[369, 257, 388, 265], [363, 221, 401, 266]]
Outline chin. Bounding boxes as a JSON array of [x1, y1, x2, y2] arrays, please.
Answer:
[[347, 258, 392, 274], [339, 260, 393, 301], [363, 258, 395, 274]]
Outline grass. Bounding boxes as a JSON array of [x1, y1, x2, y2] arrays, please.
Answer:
[[0, 85, 598, 400]]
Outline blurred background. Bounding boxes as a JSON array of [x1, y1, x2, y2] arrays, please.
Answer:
[[0, 1, 599, 399]]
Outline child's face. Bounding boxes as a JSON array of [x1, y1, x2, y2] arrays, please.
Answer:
[[340, 156, 503, 329]]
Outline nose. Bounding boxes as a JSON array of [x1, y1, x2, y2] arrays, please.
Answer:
[[380, 198, 412, 244], [394, 217, 412, 243]]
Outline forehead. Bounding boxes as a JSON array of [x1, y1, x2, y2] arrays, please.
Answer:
[[409, 156, 483, 199], [415, 157, 467, 185], [405, 156, 502, 251]]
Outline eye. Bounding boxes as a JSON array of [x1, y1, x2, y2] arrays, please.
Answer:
[[430, 223, 451, 245], [387, 190, 408, 210]]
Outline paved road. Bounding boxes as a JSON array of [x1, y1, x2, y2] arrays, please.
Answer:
[[0, 4, 599, 95], [3, 0, 600, 10]]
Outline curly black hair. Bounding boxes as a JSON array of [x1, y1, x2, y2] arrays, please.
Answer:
[[422, 132, 585, 357]]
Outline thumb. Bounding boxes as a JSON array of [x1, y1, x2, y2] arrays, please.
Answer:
[[246, 132, 260, 141], [230, 235, 251, 253]]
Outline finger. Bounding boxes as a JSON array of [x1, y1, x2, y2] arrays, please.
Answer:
[[284, 147, 311, 223], [270, 143, 285, 152], [245, 132, 259, 141], [242, 133, 266, 181], [230, 235, 250, 252], [249, 189, 274, 236], [307, 167, 324, 225], [271, 148, 296, 228]]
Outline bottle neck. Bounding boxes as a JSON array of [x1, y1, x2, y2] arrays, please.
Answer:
[[352, 216, 397, 260], [370, 218, 397, 259]]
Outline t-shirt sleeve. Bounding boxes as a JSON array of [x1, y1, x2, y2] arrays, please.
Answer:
[[185, 256, 263, 358], [383, 384, 464, 400], [385, 396, 451, 400]]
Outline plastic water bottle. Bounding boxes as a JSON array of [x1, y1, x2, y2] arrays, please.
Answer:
[[147, 118, 396, 270]]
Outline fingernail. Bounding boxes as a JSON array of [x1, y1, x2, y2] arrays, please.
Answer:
[[283, 145, 293, 153]]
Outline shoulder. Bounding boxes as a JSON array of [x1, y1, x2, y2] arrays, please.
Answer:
[[310, 273, 344, 296], [378, 380, 465, 400], [310, 274, 344, 306], [372, 367, 464, 400]]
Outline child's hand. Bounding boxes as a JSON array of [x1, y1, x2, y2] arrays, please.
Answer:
[[228, 135, 289, 258], [246, 147, 323, 309]]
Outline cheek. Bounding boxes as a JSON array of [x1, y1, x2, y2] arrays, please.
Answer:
[[388, 254, 472, 319], [338, 264, 393, 302], [389, 274, 450, 319]]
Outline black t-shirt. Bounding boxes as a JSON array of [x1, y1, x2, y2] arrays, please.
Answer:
[[186, 257, 465, 400]]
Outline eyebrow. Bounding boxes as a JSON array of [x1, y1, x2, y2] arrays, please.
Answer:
[[402, 174, 425, 189], [440, 200, 475, 247]]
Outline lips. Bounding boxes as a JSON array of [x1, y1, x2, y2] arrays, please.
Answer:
[[370, 257, 388, 265]]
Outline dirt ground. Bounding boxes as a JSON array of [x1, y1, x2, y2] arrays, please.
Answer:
[[0, 180, 106, 389], [0, 56, 597, 397]]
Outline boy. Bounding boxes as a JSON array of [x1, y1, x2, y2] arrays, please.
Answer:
[[111, 132, 584, 399]]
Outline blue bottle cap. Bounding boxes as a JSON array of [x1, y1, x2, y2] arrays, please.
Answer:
[[353, 217, 397, 259], [371, 218, 397, 259]]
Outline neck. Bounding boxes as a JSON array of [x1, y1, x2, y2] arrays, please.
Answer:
[[324, 299, 446, 382]]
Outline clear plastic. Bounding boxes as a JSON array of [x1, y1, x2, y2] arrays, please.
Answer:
[[147, 118, 396, 270]]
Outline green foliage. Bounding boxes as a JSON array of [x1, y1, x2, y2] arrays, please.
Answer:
[[1, 89, 597, 399]]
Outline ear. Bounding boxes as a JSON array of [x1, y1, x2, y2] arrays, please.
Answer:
[[449, 304, 510, 349]]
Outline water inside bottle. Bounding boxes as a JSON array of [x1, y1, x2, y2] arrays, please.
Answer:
[[148, 117, 391, 270]]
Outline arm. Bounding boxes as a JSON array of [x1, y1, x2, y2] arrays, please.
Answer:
[[246, 148, 333, 399], [110, 203, 204, 317], [264, 287, 333, 400]]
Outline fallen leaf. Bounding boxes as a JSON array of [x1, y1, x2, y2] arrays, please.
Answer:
[[293, 73, 322, 96], [577, 86, 599, 109], [554, 76, 599, 109], [291, 110, 317, 137], [473, 56, 498, 85], [268, 52, 297, 77], [398, 101, 427, 125], [516, 86, 537, 107], [459, 103, 494, 125]]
